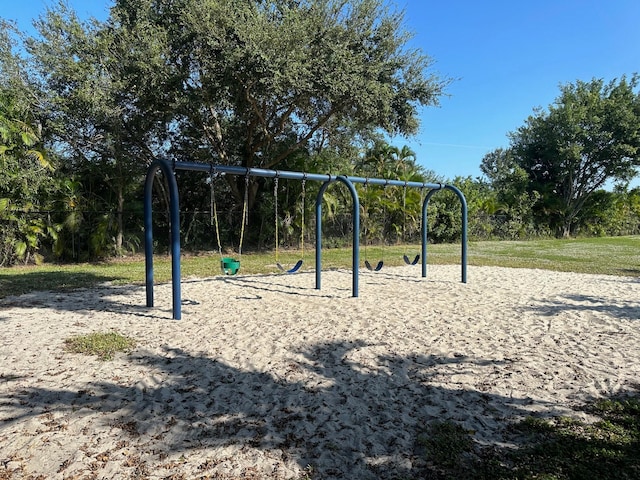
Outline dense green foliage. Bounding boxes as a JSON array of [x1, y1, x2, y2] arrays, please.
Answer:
[[0, 2, 639, 265], [484, 77, 640, 238], [1, 0, 453, 264], [0, 24, 60, 266]]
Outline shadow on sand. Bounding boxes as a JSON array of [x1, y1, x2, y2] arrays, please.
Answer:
[[3, 339, 581, 479]]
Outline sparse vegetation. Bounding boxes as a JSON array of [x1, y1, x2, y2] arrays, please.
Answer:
[[64, 331, 136, 360], [418, 420, 475, 469], [416, 392, 640, 480]]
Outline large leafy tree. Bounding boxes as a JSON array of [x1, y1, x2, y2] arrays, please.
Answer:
[[110, 0, 449, 207], [509, 76, 640, 237], [12, 0, 448, 256]]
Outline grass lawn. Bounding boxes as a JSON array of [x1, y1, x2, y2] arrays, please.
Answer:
[[0, 236, 638, 299]]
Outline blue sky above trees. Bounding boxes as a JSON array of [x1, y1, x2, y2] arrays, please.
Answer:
[[6, 0, 640, 184]]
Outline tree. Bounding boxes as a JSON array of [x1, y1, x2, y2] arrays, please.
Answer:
[[26, 3, 168, 254], [355, 141, 440, 243], [509, 76, 640, 237], [0, 90, 58, 265], [10, 0, 449, 256], [480, 147, 540, 238], [110, 0, 449, 209], [0, 23, 60, 265], [0, 22, 48, 169], [576, 187, 640, 236]]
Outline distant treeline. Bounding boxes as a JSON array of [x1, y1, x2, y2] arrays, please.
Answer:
[[1, 1, 639, 266]]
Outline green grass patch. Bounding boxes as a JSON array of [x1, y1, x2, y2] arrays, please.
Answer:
[[416, 394, 640, 480], [0, 236, 638, 299], [418, 392, 640, 480], [0, 267, 121, 298], [64, 331, 137, 360], [467, 236, 640, 275], [418, 421, 475, 468], [498, 396, 640, 480]]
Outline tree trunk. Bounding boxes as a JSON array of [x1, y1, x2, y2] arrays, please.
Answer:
[[116, 186, 124, 253]]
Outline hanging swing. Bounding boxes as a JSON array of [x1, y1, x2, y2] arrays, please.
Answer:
[[362, 180, 384, 271], [274, 175, 304, 274], [210, 168, 248, 275], [402, 182, 420, 265]]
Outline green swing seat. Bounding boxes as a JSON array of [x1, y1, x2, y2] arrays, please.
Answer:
[[221, 257, 241, 275]]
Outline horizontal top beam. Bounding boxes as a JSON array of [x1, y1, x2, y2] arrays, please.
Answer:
[[169, 160, 446, 190]]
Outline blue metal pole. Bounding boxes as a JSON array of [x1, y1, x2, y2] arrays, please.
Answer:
[[421, 187, 442, 278], [445, 185, 468, 284], [421, 186, 467, 283], [168, 167, 182, 318], [336, 176, 360, 297], [314, 177, 359, 297], [143, 164, 156, 308], [172, 160, 445, 190], [143, 159, 182, 319], [315, 181, 331, 291]]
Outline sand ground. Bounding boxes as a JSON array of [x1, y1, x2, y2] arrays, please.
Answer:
[[1, 265, 639, 479]]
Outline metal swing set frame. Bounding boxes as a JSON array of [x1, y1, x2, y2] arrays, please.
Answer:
[[273, 174, 305, 274], [144, 158, 468, 319]]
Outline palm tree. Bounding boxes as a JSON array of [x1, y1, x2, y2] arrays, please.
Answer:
[[0, 91, 57, 265], [0, 95, 50, 170]]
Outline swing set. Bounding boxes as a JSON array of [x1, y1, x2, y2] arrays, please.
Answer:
[[273, 175, 305, 274], [361, 181, 384, 271], [209, 169, 248, 276], [402, 182, 421, 266], [209, 171, 306, 275], [360, 180, 421, 270], [144, 159, 468, 319]]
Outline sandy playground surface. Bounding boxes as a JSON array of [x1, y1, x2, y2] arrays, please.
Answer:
[[0, 264, 639, 479]]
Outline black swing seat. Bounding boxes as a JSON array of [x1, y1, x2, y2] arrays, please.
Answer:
[[403, 254, 420, 265], [364, 259, 384, 271], [277, 259, 303, 274]]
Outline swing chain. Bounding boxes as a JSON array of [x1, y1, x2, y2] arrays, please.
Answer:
[[274, 175, 279, 263], [238, 173, 249, 257], [274, 174, 305, 268], [402, 181, 407, 240], [209, 167, 223, 259], [300, 176, 306, 257]]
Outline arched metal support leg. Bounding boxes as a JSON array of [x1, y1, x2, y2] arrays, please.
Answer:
[[421, 184, 467, 283], [144, 159, 182, 319], [315, 176, 360, 296]]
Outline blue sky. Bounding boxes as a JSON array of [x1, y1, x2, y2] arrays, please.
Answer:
[[5, 1, 640, 182], [399, 0, 640, 181]]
